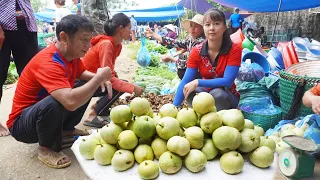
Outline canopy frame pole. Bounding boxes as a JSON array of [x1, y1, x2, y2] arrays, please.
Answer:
[[175, 4, 182, 35], [270, 0, 283, 47]]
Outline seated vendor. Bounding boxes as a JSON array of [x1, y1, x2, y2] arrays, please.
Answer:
[[7, 15, 112, 169], [303, 84, 320, 114], [145, 14, 205, 79], [80, 13, 144, 128], [173, 9, 242, 111]]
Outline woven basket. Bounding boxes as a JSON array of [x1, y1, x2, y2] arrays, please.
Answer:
[[280, 61, 320, 118], [241, 106, 282, 131]]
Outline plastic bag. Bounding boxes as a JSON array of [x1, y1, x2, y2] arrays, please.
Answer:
[[167, 62, 176, 72], [237, 62, 265, 82], [297, 115, 320, 145], [137, 36, 151, 67], [240, 97, 281, 115]]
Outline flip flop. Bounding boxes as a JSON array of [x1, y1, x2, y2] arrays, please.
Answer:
[[63, 128, 90, 138], [38, 151, 71, 169], [83, 116, 111, 128]]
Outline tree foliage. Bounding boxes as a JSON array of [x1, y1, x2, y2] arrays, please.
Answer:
[[107, 0, 138, 9], [30, 0, 49, 13], [207, 0, 233, 13]]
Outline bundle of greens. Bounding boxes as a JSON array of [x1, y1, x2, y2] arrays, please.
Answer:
[[149, 54, 160, 67], [133, 64, 177, 95], [5, 62, 18, 84]]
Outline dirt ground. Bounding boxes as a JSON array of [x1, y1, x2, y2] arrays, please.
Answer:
[[0, 44, 138, 180]]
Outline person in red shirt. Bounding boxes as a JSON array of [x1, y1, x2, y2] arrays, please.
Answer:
[[173, 9, 242, 111], [303, 84, 320, 114], [7, 15, 112, 169], [80, 13, 144, 128]]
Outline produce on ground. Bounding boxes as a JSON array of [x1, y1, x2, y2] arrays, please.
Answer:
[[5, 62, 18, 85], [133, 64, 178, 95], [79, 92, 279, 178], [111, 93, 188, 112], [149, 54, 161, 67]]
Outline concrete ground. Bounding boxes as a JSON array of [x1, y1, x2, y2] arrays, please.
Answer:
[[0, 45, 138, 180]]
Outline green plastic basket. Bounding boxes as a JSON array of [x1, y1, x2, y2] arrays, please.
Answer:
[[280, 61, 320, 118], [241, 106, 282, 131]]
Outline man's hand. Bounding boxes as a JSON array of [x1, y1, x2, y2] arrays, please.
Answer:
[[100, 81, 113, 99], [96, 67, 112, 82], [134, 86, 144, 96], [183, 80, 198, 99], [96, 67, 112, 97], [311, 96, 320, 115]]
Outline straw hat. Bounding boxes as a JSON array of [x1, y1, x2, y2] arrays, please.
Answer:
[[181, 14, 204, 31], [164, 24, 176, 32]]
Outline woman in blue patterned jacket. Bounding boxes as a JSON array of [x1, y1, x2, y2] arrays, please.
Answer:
[[145, 14, 205, 79]]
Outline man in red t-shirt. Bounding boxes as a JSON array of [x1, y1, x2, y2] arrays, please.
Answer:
[[303, 84, 320, 114], [7, 15, 112, 169]]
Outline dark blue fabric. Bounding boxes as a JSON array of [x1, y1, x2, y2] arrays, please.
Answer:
[[173, 66, 240, 106], [36, 87, 49, 99], [214, 0, 320, 12], [52, 52, 66, 69]]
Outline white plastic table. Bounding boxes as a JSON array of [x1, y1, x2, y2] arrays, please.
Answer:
[[71, 135, 278, 180]]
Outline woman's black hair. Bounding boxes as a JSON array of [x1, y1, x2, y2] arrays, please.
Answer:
[[204, 8, 233, 54], [104, 13, 131, 36]]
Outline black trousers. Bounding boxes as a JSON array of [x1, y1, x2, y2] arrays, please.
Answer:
[[9, 81, 123, 152], [9, 96, 89, 152], [0, 19, 38, 102]]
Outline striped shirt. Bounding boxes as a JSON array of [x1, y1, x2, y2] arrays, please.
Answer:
[[0, 0, 37, 32]]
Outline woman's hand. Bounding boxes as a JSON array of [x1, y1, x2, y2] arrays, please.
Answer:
[[144, 28, 155, 38], [134, 85, 144, 96], [183, 80, 198, 99], [161, 54, 176, 63]]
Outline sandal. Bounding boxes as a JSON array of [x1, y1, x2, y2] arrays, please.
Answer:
[[38, 151, 71, 169], [83, 116, 111, 128], [63, 128, 90, 138]]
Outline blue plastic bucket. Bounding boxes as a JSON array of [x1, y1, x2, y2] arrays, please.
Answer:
[[293, 37, 310, 51], [268, 47, 284, 69], [242, 52, 271, 74], [242, 48, 251, 59]]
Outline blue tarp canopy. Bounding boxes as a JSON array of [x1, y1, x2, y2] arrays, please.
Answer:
[[111, 6, 186, 22], [213, 0, 320, 12], [177, 0, 252, 19], [34, 8, 76, 22]]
